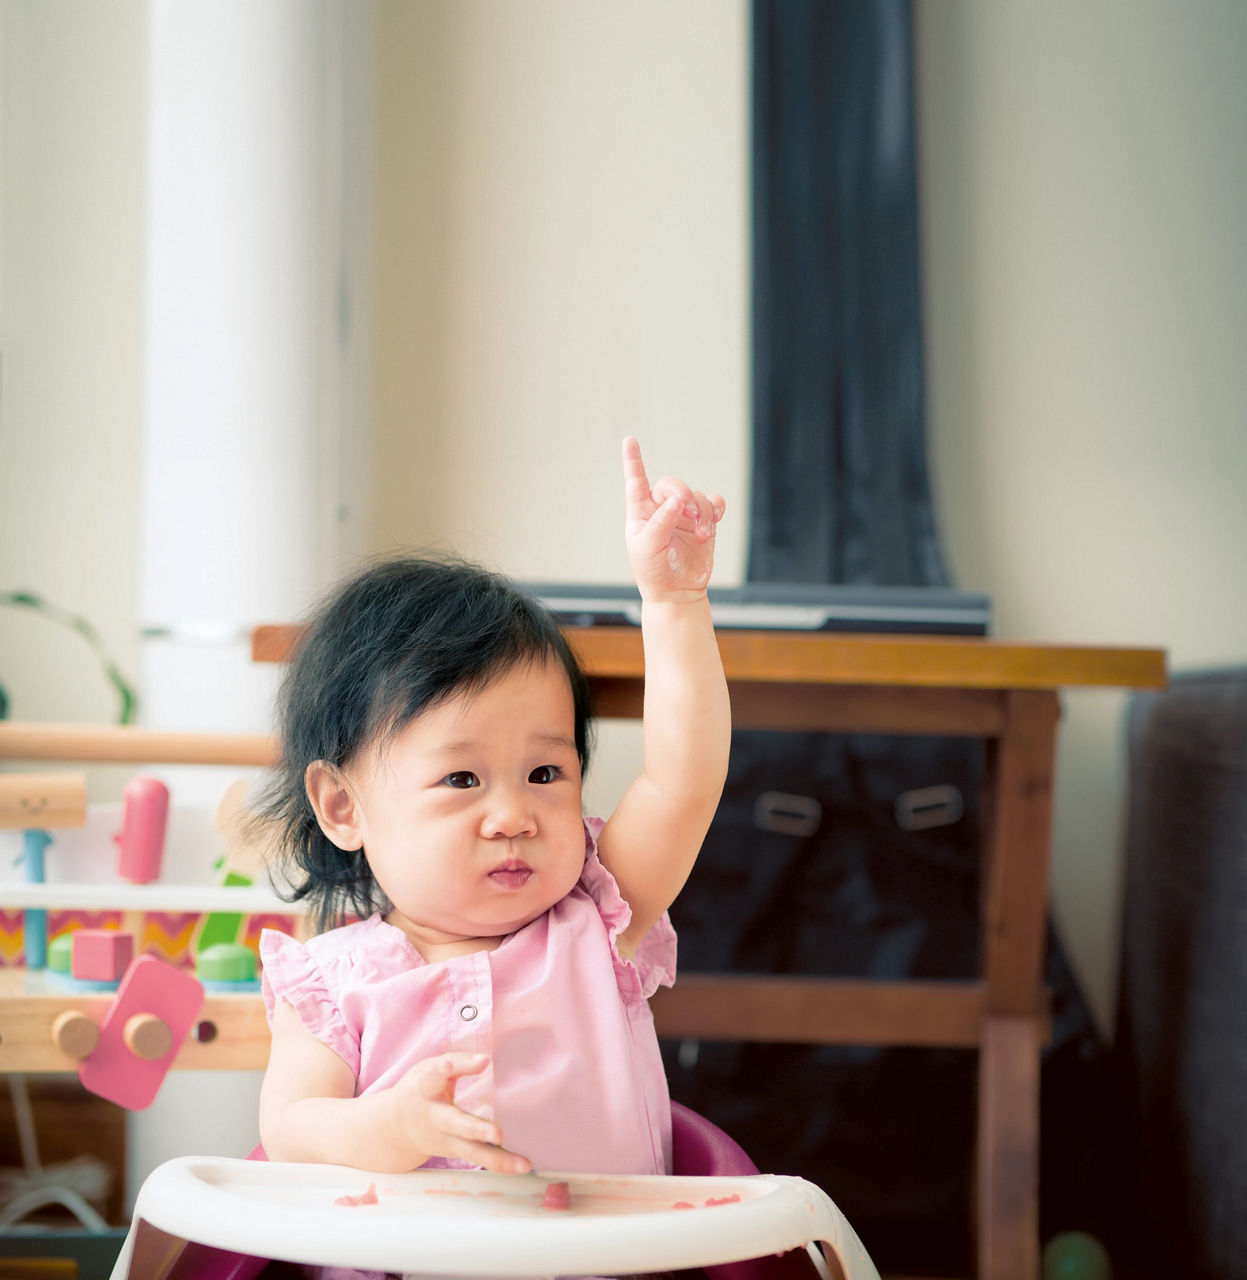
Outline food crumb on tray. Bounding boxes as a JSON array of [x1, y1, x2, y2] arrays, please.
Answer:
[[335, 1182, 379, 1207], [541, 1181, 571, 1209]]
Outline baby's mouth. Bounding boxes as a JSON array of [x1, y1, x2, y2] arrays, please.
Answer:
[[488, 862, 533, 889]]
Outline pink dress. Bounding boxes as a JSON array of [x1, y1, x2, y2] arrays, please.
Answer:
[[259, 818, 676, 1178]]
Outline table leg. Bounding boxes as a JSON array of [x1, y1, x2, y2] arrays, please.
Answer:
[[977, 689, 1061, 1279], [978, 1013, 1041, 1280], [982, 690, 1061, 1014]]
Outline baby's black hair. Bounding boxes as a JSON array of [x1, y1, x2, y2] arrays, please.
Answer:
[[261, 556, 593, 933]]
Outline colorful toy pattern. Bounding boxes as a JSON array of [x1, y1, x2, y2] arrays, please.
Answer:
[[0, 908, 297, 970]]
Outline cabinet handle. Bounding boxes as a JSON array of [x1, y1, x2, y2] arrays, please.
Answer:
[[752, 791, 822, 838]]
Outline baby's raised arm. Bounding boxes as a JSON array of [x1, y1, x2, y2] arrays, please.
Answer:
[[597, 438, 731, 956]]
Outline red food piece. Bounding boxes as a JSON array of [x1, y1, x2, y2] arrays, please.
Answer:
[[541, 1181, 571, 1210], [335, 1182, 379, 1206], [705, 1194, 741, 1207], [673, 1201, 697, 1209]]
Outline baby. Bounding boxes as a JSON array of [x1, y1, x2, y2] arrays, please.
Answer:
[[257, 438, 729, 1179]]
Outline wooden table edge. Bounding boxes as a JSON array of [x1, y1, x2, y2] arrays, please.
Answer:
[[253, 624, 1168, 692]]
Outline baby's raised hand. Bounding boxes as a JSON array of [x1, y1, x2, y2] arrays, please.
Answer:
[[390, 1051, 530, 1174], [622, 437, 725, 603]]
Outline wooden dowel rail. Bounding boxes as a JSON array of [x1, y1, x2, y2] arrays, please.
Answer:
[[0, 722, 277, 767], [650, 976, 1001, 1048]]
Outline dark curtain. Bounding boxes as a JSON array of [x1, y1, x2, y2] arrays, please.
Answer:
[[749, 0, 946, 587]]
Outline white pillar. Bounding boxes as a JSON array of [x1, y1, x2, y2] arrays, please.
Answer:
[[141, 0, 334, 730], [131, 0, 367, 1206]]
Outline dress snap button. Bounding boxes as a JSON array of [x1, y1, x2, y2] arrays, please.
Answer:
[[459, 1004, 478, 1021]]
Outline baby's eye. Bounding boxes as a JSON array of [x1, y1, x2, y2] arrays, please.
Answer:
[[528, 765, 562, 785], [443, 771, 480, 789]]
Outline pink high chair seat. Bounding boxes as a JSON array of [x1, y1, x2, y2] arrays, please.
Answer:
[[111, 1104, 871, 1280], [669, 1102, 822, 1280]]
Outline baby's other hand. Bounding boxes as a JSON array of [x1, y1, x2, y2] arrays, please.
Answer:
[[622, 437, 725, 604], [390, 1051, 530, 1174]]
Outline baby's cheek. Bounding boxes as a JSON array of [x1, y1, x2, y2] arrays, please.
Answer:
[[555, 830, 589, 893]]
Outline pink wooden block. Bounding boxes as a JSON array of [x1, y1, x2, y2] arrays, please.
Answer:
[[71, 928, 134, 982], [78, 954, 204, 1110], [114, 775, 169, 884]]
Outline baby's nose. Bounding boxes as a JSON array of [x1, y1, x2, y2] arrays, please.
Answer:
[[482, 794, 537, 839]]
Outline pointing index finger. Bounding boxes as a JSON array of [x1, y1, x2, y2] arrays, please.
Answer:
[[622, 436, 652, 512]]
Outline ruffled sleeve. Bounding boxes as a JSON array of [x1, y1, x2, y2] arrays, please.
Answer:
[[260, 928, 361, 1079], [577, 817, 677, 1003]]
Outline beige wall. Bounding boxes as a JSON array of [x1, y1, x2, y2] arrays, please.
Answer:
[[3, 1, 1244, 1033], [370, 0, 1247, 1032], [368, 0, 751, 587], [0, 0, 145, 731], [367, 0, 750, 822], [916, 1, 1247, 1029]]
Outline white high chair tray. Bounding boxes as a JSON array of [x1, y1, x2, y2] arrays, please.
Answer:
[[129, 1157, 879, 1278]]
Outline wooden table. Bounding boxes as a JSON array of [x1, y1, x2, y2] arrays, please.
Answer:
[[1, 627, 1166, 1280]]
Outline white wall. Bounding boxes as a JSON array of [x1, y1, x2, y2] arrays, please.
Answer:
[[368, 0, 750, 587], [368, 0, 750, 816], [0, 0, 369, 759], [0, 0, 145, 739], [3, 0, 1244, 1042], [369, 0, 1247, 1033], [0, 0, 375, 1206], [916, 1, 1247, 1030]]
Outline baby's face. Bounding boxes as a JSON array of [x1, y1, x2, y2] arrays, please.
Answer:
[[343, 658, 587, 957]]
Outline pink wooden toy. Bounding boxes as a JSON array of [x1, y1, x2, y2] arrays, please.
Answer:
[[78, 954, 204, 1109], [114, 776, 170, 883], [72, 929, 134, 982]]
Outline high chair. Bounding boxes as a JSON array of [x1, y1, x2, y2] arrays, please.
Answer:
[[107, 1103, 879, 1280]]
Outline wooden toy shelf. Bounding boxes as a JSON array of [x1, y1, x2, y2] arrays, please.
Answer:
[[2, 627, 1167, 1280], [0, 722, 283, 1076], [0, 968, 273, 1073]]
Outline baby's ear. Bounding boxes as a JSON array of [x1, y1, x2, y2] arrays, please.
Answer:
[[305, 761, 364, 851]]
